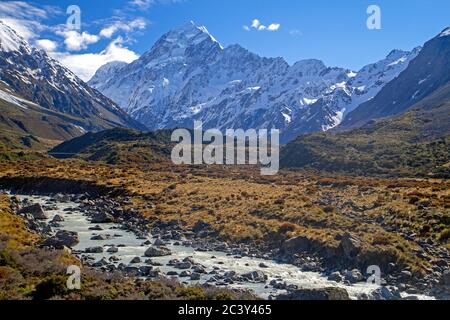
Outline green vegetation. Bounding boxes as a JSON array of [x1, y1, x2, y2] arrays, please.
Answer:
[[281, 104, 450, 178]]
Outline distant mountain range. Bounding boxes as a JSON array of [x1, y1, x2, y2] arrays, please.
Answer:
[[0, 21, 145, 148], [281, 28, 450, 177], [89, 21, 419, 143]]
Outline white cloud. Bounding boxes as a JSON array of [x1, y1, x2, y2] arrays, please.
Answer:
[[35, 39, 58, 51], [129, 0, 154, 9], [0, 18, 42, 40], [248, 19, 280, 32], [50, 38, 139, 82], [56, 30, 100, 51], [251, 19, 260, 29], [289, 29, 303, 36], [100, 18, 147, 38], [0, 1, 58, 20], [267, 23, 280, 31], [128, 0, 184, 10]]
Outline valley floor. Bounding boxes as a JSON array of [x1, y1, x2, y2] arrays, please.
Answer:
[[0, 158, 449, 299]]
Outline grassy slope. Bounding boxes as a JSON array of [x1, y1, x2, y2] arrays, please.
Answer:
[[49, 128, 175, 165], [280, 92, 450, 177]]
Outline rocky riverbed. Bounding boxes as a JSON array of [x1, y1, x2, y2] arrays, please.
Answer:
[[6, 191, 440, 300]]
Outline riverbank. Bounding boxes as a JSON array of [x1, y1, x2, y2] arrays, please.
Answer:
[[4, 191, 440, 300]]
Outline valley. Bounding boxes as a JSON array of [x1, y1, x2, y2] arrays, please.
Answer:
[[0, 157, 448, 299], [0, 11, 448, 301]]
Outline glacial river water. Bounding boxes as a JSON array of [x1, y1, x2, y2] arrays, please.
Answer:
[[13, 194, 433, 300]]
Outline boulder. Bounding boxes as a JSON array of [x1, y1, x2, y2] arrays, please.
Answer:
[[371, 286, 401, 300], [190, 273, 201, 280], [91, 212, 114, 224], [139, 266, 153, 276], [338, 233, 362, 258], [276, 287, 351, 300], [51, 215, 64, 222], [130, 257, 141, 264], [175, 262, 192, 270], [281, 236, 314, 254], [19, 203, 48, 220], [91, 234, 111, 241], [345, 269, 364, 283], [328, 272, 343, 283], [107, 246, 119, 253], [154, 238, 165, 246], [241, 271, 267, 283], [42, 230, 79, 249], [144, 246, 172, 257], [85, 246, 104, 253], [179, 270, 192, 278]]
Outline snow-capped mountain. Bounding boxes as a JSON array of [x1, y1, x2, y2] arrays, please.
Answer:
[[341, 27, 450, 129], [0, 20, 145, 135], [89, 21, 419, 143]]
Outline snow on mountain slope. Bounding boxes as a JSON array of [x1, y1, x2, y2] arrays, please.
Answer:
[[0, 20, 145, 133], [89, 21, 419, 143]]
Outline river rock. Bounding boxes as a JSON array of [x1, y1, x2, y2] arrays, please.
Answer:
[[371, 286, 401, 300], [91, 234, 111, 241], [130, 257, 141, 264], [154, 238, 165, 246], [276, 287, 351, 300], [328, 272, 343, 283], [52, 215, 64, 223], [241, 271, 267, 283], [190, 273, 201, 280], [91, 212, 115, 223], [175, 262, 192, 270], [42, 230, 79, 249], [18, 203, 48, 220], [345, 269, 364, 283], [144, 246, 172, 257], [180, 271, 191, 277], [85, 246, 104, 253], [107, 246, 119, 253], [139, 266, 153, 276]]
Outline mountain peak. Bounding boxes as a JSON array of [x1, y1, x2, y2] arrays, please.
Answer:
[[439, 27, 450, 38], [163, 21, 222, 48], [0, 20, 29, 53]]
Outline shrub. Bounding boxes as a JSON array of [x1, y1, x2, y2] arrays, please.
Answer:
[[31, 275, 68, 300]]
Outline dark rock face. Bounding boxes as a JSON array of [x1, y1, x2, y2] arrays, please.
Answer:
[[192, 220, 212, 233], [18, 203, 48, 220], [338, 233, 362, 259], [42, 230, 79, 249], [281, 236, 316, 255], [276, 287, 351, 300]]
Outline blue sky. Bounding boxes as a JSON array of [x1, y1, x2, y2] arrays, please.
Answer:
[[1, 0, 449, 80]]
